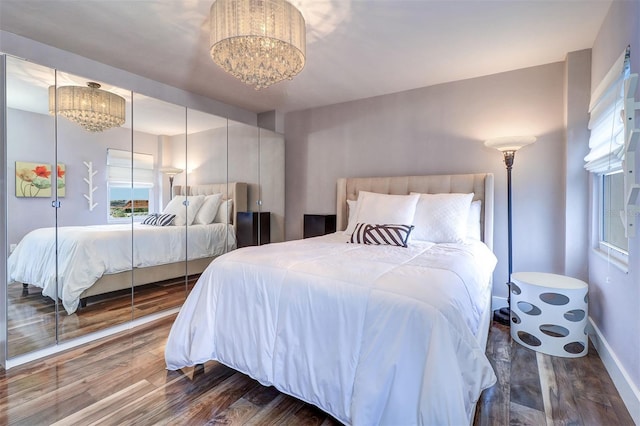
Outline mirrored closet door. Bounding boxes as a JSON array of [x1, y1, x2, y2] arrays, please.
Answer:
[[184, 109, 230, 293], [54, 70, 134, 343], [132, 93, 188, 320], [5, 57, 58, 357]]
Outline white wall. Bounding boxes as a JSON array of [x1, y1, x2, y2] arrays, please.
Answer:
[[589, 0, 640, 417], [284, 62, 566, 302]]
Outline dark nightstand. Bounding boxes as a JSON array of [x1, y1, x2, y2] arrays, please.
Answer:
[[236, 211, 271, 248], [303, 214, 337, 238]]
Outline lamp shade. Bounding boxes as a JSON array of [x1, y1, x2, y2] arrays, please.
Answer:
[[484, 135, 537, 152], [49, 82, 126, 132], [209, 0, 306, 89], [159, 167, 184, 176]]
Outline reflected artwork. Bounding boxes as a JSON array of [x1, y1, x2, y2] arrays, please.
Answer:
[[15, 161, 65, 197]]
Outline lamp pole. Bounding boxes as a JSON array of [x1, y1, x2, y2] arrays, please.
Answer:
[[168, 175, 175, 200], [484, 135, 536, 326], [159, 167, 184, 201], [494, 150, 516, 325]]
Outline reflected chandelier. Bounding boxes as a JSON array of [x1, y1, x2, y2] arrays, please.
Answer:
[[209, 0, 306, 89], [49, 82, 126, 132]]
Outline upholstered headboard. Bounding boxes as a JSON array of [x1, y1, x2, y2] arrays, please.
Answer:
[[336, 174, 494, 249], [172, 182, 248, 230]]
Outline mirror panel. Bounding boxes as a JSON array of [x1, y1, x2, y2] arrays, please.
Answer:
[[228, 120, 260, 247], [185, 109, 229, 293], [259, 128, 285, 244], [132, 94, 187, 320], [54, 70, 134, 342], [5, 56, 58, 357]]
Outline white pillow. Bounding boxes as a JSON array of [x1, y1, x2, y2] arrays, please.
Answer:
[[214, 199, 233, 224], [346, 199, 357, 230], [410, 192, 474, 243], [193, 193, 223, 225], [466, 200, 482, 241], [344, 191, 420, 236], [162, 194, 205, 226]]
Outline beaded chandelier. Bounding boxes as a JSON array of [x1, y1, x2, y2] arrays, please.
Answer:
[[49, 82, 126, 132], [209, 0, 306, 89]]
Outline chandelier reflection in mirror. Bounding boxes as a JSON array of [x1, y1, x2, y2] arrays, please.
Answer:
[[49, 82, 126, 132], [209, 0, 306, 89]]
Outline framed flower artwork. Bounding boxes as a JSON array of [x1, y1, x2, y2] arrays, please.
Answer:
[[15, 161, 66, 198]]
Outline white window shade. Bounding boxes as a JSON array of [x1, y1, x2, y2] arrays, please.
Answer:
[[107, 148, 154, 187], [585, 48, 630, 173]]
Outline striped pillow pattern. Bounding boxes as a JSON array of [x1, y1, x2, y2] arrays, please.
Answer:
[[350, 223, 414, 247], [155, 213, 176, 226], [141, 214, 158, 225]]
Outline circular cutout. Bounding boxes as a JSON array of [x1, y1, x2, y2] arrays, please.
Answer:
[[511, 311, 521, 324], [517, 331, 541, 347], [517, 301, 542, 316], [539, 324, 569, 338], [564, 341, 585, 354], [511, 283, 521, 295], [584, 293, 589, 304], [540, 292, 570, 306], [564, 309, 586, 322]]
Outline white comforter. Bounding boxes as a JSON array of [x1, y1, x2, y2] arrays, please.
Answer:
[[165, 233, 498, 425], [8, 223, 235, 314]]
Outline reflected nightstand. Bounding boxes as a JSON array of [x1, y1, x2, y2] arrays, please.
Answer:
[[237, 211, 270, 248], [303, 214, 337, 238]]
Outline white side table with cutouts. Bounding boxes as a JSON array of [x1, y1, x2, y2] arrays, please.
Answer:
[[510, 272, 588, 358]]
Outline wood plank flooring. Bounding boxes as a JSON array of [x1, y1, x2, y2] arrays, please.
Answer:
[[0, 317, 633, 425], [7, 276, 195, 358], [474, 322, 634, 425]]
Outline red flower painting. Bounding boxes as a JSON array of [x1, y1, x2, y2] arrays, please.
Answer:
[[15, 162, 66, 197]]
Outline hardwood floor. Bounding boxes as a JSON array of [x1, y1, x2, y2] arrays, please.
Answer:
[[474, 322, 634, 426], [7, 277, 195, 358], [0, 317, 633, 425]]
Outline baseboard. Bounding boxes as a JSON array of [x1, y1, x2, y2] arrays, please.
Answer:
[[491, 295, 508, 312], [588, 317, 640, 424]]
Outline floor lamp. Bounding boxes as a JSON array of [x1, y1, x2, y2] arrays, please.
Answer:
[[159, 167, 183, 200], [485, 135, 536, 326]]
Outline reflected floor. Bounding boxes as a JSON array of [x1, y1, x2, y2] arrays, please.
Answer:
[[7, 276, 197, 358]]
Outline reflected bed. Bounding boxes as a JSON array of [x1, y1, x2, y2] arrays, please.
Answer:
[[7, 182, 247, 314]]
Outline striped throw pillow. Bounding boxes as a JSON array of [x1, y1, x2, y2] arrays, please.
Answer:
[[155, 213, 176, 226], [350, 223, 414, 247], [141, 214, 158, 225]]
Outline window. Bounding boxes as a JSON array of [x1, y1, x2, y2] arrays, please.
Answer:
[[600, 171, 628, 253], [106, 149, 154, 221], [586, 47, 631, 262]]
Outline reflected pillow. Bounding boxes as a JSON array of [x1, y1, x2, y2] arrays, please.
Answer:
[[155, 213, 175, 226], [141, 214, 158, 225], [410, 192, 473, 243], [344, 191, 420, 236], [214, 199, 234, 224], [349, 223, 414, 247], [194, 193, 223, 225], [162, 195, 206, 226]]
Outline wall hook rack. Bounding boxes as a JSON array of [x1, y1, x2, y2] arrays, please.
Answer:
[[83, 161, 98, 211]]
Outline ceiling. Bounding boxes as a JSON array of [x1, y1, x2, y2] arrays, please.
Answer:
[[0, 0, 611, 116]]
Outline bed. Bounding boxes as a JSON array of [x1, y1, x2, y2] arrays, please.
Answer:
[[165, 173, 497, 425], [7, 182, 247, 315]]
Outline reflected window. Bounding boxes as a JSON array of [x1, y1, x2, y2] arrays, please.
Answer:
[[106, 148, 154, 221], [109, 186, 151, 220]]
